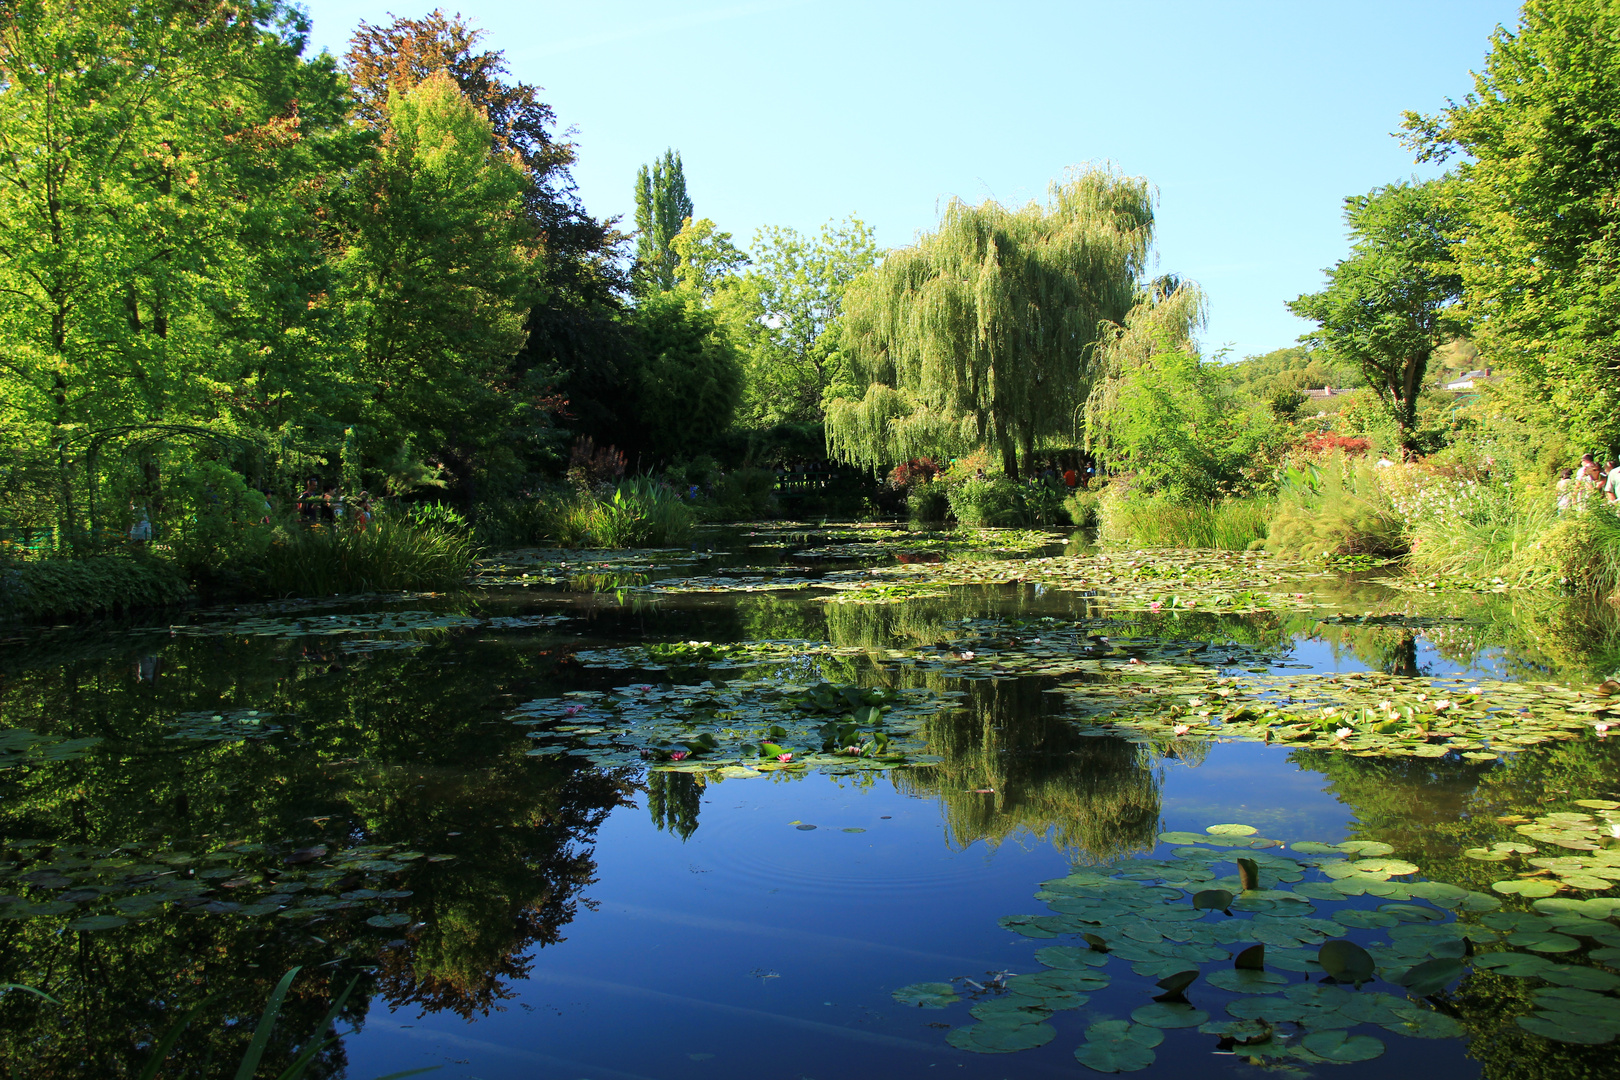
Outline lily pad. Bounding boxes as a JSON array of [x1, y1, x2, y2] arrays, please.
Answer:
[[1301, 1030, 1385, 1062], [893, 982, 960, 1009], [1130, 1002, 1208, 1029]]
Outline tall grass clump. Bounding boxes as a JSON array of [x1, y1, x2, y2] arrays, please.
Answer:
[[1264, 456, 1406, 560], [541, 479, 695, 548], [259, 520, 479, 596], [1099, 496, 1272, 549]]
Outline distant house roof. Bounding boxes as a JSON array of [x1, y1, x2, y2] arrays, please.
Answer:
[[1302, 387, 1348, 399], [1444, 368, 1494, 392]]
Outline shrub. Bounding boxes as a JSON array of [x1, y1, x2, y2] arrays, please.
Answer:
[[1063, 490, 1100, 528], [889, 457, 940, 490], [1021, 480, 1069, 526], [0, 556, 190, 621], [946, 475, 1023, 526], [908, 482, 949, 523], [703, 468, 778, 521], [257, 521, 479, 597], [1099, 496, 1272, 549]]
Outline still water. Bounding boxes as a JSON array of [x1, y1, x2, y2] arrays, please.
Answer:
[[2, 526, 1618, 1079]]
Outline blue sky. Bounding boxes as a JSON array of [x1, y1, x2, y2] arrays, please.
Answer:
[[304, 0, 1522, 360]]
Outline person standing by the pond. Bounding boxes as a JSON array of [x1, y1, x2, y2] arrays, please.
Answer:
[[1557, 468, 1575, 512], [1603, 460, 1620, 504], [297, 477, 322, 524]]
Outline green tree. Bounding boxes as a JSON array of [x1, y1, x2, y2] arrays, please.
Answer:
[[723, 217, 880, 426], [826, 167, 1153, 479], [628, 291, 743, 461], [1287, 180, 1464, 452], [1403, 0, 1620, 450], [670, 216, 750, 300], [633, 149, 692, 297], [0, 0, 350, 530], [334, 71, 536, 497]]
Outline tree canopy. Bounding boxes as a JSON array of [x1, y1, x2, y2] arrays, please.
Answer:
[[633, 150, 692, 297], [1403, 0, 1620, 450], [825, 167, 1154, 479], [1287, 180, 1464, 450]]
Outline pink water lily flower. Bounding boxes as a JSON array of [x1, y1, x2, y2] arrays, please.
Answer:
[[1128, 658, 1144, 666], [1148, 602, 1163, 612], [563, 704, 585, 717], [1173, 724, 1191, 736], [777, 752, 793, 762], [1596, 722, 1612, 738], [669, 750, 688, 761]]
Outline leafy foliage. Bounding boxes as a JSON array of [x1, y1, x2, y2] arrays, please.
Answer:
[[828, 166, 1153, 478]]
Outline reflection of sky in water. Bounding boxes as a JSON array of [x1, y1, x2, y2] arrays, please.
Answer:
[[1285, 632, 1544, 682]]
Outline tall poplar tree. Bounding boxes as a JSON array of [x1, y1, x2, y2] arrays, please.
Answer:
[[633, 150, 692, 297], [826, 167, 1154, 479]]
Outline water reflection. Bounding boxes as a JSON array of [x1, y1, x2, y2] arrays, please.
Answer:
[[897, 678, 1165, 863], [0, 635, 633, 1076]]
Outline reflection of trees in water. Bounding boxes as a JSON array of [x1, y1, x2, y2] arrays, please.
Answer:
[[646, 769, 704, 840], [1286, 588, 1620, 683], [0, 635, 634, 1075], [1294, 738, 1620, 1080], [895, 676, 1163, 863]]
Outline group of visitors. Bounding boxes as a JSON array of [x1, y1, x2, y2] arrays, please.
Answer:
[[1555, 454, 1620, 512], [296, 477, 373, 529]]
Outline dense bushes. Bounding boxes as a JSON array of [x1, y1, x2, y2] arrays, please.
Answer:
[[0, 556, 191, 621]]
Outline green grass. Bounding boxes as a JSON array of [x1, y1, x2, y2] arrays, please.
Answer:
[[1263, 460, 1406, 560], [1099, 496, 1272, 550]]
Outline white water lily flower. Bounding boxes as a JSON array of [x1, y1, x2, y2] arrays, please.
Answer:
[[1334, 727, 1352, 740]]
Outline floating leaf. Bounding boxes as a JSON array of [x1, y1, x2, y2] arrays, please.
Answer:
[[1130, 1002, 1208, 1029], [892, 982, 959, 1009], [946, 1022, 1055, 1053], [1318, 939, 1375, 985], [1301, 1030, 1385, 1062], [1396, 958, 1469, 996], [1207, 824, 1259, 837]]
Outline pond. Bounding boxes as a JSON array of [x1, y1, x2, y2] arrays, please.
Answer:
[[3, 523, 1619, 1079]]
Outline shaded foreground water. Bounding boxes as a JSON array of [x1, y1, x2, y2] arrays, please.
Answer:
[[3, 525, 1619, 1079]]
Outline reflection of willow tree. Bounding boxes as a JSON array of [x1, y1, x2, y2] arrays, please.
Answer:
[[1294, 738, 1620, 1080], [894, 676, 1164, 863], [646, 770, 704, 840], [0, 631, 634, 1073]]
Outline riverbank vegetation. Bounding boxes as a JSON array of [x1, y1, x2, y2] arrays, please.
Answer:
[[4, 0, 1619, 616]]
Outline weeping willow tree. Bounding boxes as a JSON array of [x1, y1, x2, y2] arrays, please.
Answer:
[[825, 166, 1155, 479], [1082, 280, 1209, 476]]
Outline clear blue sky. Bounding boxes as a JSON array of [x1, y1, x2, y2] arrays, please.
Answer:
[[303, 0, 1522, 360]]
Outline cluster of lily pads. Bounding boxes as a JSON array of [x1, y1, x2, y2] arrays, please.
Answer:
[[1476, 801, 1620, 897], [893, 821, 1620, 1069], [0, 835, 452, 932], [474, 548, 707, 587], [164, 708, 287, 742], [869, 616, 1291, 682], [163, 610, 571, 652], [0, 728, 100, 771], [509, 679, 961, 775], [571, 638, 866, 672], [829, 549, 1327, 614], [1051, 668, 1614, 761]]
